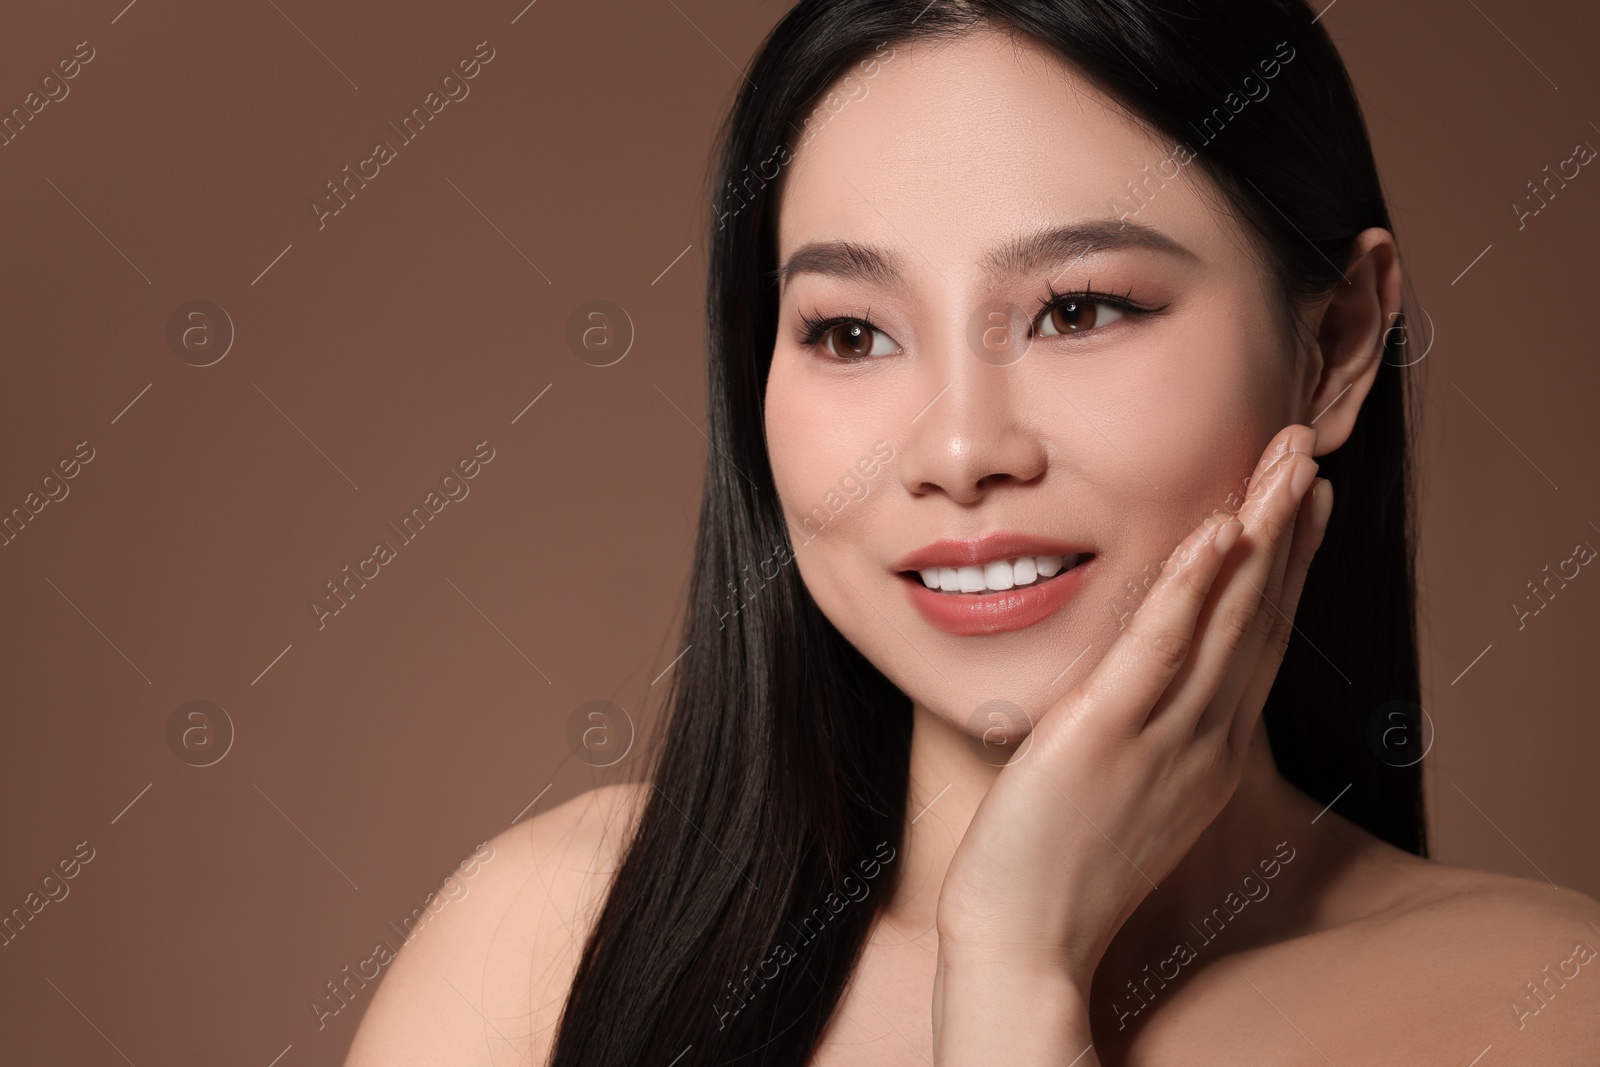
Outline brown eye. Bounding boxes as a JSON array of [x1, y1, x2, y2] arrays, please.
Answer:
[[816, 320, 896, 360], [1037, 297, 1126, 338]]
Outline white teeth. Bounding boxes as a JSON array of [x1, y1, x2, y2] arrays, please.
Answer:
[[983, 561, 1013, 590], [917, 555, 1077, 593]]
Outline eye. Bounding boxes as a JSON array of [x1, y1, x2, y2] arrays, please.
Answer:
[[795, 285, 1160, 361], [1034, 286, 1136, 338], [1036, 295, 1126, 336], [797, 310, 900, 361]]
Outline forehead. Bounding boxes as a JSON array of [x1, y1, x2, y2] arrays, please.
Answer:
[[775, 27, 1227, 277]]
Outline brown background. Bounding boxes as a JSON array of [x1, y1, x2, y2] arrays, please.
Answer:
[[0, 0, 1595, 1063]]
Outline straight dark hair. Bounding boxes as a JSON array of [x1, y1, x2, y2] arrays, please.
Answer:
[[549, 1, 1427, 1063]]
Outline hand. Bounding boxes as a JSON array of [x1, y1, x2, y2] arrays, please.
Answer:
[[931, 423, 1332, 1059]]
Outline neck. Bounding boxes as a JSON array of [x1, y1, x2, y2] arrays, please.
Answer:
[[886, 701, 1332, 969]]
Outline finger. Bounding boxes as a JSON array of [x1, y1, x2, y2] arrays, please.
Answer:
[[1191, 514, 1298, 743], [1148, 428, 1318, 739], [1228, 475, 1333, 754], [1059, 505, 1243, 741], [1192, 446, 1310, 740]]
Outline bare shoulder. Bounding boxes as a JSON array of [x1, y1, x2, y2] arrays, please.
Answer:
[[1359, 857, 1600, 1057], [1362, 850, 1600, 961], [1251, 854, 1600, 1062], [1134, 842, 1600, 1065], [344, 782, 650, 1067], [1393, 854, 1600, 926]]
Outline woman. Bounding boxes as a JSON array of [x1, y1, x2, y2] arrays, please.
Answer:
[[347, 1, 1600, 1063]]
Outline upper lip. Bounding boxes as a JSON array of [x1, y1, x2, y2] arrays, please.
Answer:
[[892, 532, 1094, 573]]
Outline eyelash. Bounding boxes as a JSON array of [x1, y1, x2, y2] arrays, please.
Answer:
[[796, 282, 1162, 359]]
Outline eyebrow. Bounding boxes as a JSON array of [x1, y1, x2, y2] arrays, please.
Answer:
[[773, 219, 1199, 293]]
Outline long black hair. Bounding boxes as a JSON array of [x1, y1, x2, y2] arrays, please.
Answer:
[[549, 1, 1426, 1062]]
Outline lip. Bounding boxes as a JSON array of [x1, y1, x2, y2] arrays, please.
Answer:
[[892, 531, 1094, 572], [893, 532, 1096, 637]]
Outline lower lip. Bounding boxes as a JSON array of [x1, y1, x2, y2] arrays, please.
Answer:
[[899, 557, 1096, 636]]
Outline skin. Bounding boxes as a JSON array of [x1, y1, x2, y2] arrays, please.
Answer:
[[344, 24, 1600, 1067]]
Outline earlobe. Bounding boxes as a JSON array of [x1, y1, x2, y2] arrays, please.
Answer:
[[1302, 227, 1403, 456]]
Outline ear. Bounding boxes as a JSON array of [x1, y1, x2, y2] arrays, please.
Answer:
[[1299, 227, 1403, 456]]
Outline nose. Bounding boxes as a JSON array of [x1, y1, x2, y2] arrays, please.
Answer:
[[895, 355, 1048, 505]]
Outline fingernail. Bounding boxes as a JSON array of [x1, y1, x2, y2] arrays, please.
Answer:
[[1290, 457, 1318, 498], [1213, 519, 1243, 556], [1313, 477, 1333, 523]]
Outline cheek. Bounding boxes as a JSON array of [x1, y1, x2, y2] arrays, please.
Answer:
[[763, 353, 879, 532], [763, 354, 829, 517], [762, 352, 900, 642], [1054, 304, 1288, 629], [1126, 360, 1272, 511], [1094, 300, 1286, 515]]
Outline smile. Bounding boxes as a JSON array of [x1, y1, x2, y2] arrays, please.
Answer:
[[895, 553, 1095, 636], [908, 553, 1089, 594]]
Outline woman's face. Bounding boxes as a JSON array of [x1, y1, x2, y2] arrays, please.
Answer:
[[764, 27, 1309, 734]]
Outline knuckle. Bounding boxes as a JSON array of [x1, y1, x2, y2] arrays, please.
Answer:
[[1265, 614, 1295, 663], [1219, 601, 1259, 647], [1157, 748, 1186, 789], [1289, 547, 1317, 585], [1250, 595, 1278, 639], [1174, 550, 1214, 597], [1202, 732, 1234, 780], [1259, 501, 1295, 546], [1144, 627, 1192, 671]]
